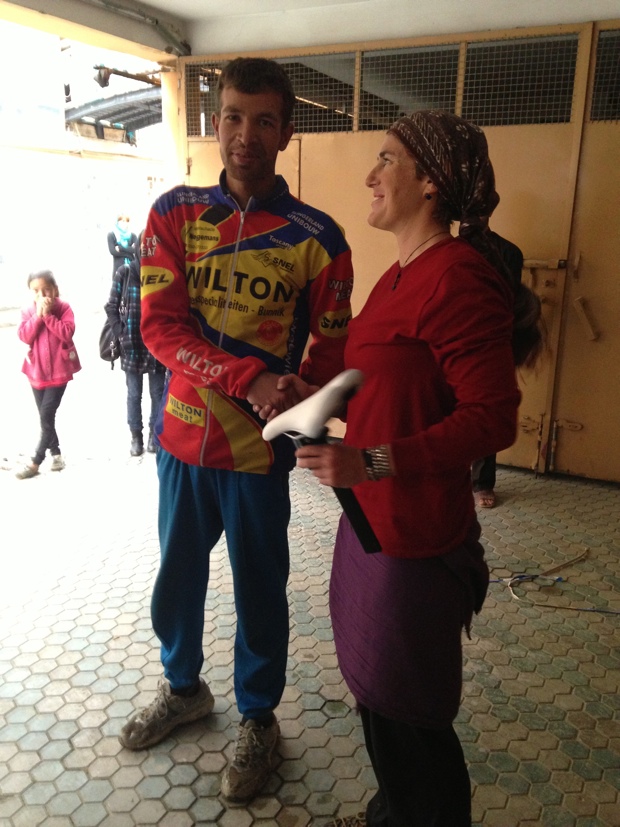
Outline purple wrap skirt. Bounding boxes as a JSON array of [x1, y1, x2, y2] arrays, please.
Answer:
[[330, 515, 489, 729]]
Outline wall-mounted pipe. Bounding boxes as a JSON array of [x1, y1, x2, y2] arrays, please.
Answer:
[[78, 0, 191, 55]]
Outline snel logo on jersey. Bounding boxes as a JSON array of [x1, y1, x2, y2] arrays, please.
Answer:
[[320, 308, 351, 337], [252, 250, 295, 274], [141, 267, 174, 297]]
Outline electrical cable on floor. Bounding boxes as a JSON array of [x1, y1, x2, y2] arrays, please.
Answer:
[[490, 547, 620, 614]]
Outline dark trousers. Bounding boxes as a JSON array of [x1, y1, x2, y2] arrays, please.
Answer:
[[360, 705, 472, 827], [472, 454, 496, 492], [32, 384, 67, 466], [125, 371, 165, 434]]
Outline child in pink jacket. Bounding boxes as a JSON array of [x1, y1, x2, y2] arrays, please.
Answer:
[[16, 270, 81, 479]]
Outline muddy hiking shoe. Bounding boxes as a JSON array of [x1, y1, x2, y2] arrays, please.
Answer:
[[221, 716, 280, 802], [119, 678, 214, 750]]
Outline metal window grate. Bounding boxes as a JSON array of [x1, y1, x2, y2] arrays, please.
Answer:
[[279, 55, 356, 133], [185, 62, 220, 137], [360, 46, 459, 130], [591, 30, 620, 121], [184, 54, 357, 137], [184, 33, 583, 137], [462, 35, 578, 126]]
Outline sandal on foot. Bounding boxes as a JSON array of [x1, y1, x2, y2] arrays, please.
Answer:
[[475, 489, 496, 508]]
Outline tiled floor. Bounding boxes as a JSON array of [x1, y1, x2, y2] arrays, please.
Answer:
[[1, 323, 619, 826]]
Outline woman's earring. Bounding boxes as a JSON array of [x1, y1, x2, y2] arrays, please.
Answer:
[[424, 193, 432, 200]]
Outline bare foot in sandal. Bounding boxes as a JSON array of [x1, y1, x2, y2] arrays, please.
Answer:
[[474, 489, 496, 508]]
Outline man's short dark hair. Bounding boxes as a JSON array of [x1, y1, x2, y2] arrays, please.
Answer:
[[216, 57, 296, 126]]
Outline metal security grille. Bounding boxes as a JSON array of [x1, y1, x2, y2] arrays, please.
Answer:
[[184, 55, 357, 137], [462, 35, 579, 125], [185, 62, 220, 137], [280, 55, 356, 132], [591, 30, 620, 121], [360, 46, 459, 130], [184, 33, 583, 137]]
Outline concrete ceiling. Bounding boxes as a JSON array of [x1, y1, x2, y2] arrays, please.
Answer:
[[2, 0, 620, 57], [155, 0, 620, 54]]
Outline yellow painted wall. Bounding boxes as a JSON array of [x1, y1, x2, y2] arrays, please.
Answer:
[[550, 122, 620, 481]]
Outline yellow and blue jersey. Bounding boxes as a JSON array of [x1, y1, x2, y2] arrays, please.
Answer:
[[140, 173, 353, 473]]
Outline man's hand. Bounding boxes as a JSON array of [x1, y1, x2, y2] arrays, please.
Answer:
[[248, 373, 317, 421], [295, 443, 367, 488]]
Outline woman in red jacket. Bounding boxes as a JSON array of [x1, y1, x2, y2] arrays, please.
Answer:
[[296, 111, 540, 826], [16, 270, 81, 479]]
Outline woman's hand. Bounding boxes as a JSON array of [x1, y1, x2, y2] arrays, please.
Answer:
[[296, 443, 367, 488]]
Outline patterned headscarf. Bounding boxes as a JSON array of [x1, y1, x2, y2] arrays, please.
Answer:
[[388, 110, 504, 271], [389, 110, 544, 367]]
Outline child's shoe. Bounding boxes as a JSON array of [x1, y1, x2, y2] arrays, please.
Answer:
[[16, 464, 39, 480], [51, 455, 65, 472]]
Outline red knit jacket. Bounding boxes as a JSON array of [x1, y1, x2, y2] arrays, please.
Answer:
[[18, 300, 81, 389], [344, 237, 521, 558]]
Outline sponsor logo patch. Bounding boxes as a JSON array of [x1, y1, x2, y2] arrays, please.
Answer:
[[166, 394, 206, 426], [141, 267, 174, 297], [182, 221, 220, 253], [319, 308, 351, 337], [257, 320, 284, 345]]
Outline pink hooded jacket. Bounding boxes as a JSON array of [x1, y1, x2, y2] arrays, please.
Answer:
[[18, 299, 81, 389]]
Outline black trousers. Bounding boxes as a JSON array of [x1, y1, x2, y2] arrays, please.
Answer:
[[32, 384, 67, 465], [360, 705, 472, 827], [472, 454, 496, 492]]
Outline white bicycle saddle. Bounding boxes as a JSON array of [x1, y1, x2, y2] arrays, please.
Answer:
[[262, 369, 364, 442]]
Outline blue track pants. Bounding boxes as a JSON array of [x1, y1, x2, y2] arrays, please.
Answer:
[[153, 448, 291, 719]]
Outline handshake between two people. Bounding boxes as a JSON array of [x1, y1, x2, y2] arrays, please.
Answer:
[[246, 371, 317, 423], [246, 369, 374, 494]]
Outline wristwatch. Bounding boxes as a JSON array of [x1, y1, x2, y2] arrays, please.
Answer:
[[362, 445, 392, 481]]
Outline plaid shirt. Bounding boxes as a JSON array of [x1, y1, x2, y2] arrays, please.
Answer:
[[104, 261, 165, 375]]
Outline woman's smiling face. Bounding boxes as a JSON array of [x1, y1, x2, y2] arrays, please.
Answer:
[[365, 133, 427, 235]]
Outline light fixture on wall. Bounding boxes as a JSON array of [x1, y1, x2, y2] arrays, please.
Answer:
[[94, 67, 111, 88], [93, 65, 161, 88]]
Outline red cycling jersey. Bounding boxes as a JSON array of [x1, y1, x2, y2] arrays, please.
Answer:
[[140, 174, 353, 473]]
